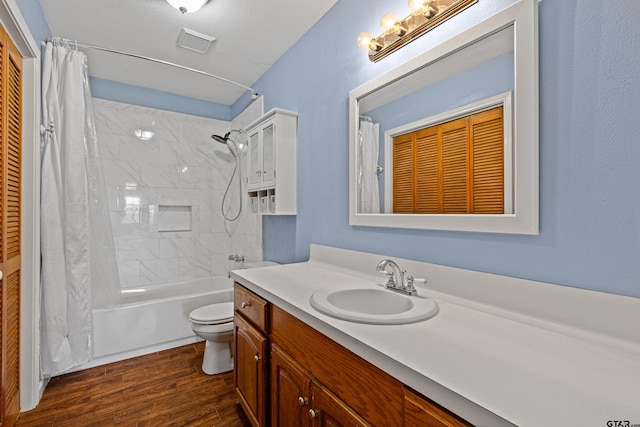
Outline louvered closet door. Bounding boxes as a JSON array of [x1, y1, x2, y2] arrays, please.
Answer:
[[440, 117, 469, 214], [392, 133, 414, 213], [414, 127, 439, 214], [0, 23, 22, 427], [470, 106, 504, 214]]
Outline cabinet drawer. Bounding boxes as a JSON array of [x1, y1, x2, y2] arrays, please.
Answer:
[[234, 283, 268, 332]]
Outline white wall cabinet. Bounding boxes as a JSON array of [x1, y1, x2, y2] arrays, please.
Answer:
[[246, 108, 297, 215]]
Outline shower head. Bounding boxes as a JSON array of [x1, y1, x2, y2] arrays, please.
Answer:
[[211, 132, 230, 144]]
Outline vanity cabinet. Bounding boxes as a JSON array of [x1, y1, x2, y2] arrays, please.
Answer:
[[309, 381, 370, 427], [234, 283, 472, 427], [271, 344, 369, 427], [270, 344, 312, 426], [404, 387, 471, 427], [234, 284, 269, 427], [245, 108, 297, 215]]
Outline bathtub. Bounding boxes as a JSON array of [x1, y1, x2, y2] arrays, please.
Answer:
[[74, 276, 233, 372]]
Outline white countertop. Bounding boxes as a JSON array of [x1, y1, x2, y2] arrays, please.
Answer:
[[231, 245, 640, 427]]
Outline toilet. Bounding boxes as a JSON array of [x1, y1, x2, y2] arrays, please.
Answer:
[[189, 302, 234, 375]]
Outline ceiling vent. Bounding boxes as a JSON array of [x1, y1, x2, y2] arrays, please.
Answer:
[[177, 27, 216, 54]]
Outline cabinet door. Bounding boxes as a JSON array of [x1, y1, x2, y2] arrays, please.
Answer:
[[247, 129, 261, 189], [403, 387, 472, 427], [261, 121, 275, 186], [234, 314, 268, 427], [309, 381, 371, 427], [271, 344, 312, 427]]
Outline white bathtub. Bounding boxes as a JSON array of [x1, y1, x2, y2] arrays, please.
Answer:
[[73, 276, 234, 372]]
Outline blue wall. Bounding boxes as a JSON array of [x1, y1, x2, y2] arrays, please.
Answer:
[[89, 77, 230, 120], [18, 0, 640, 298], [257, 0, 640, 299]]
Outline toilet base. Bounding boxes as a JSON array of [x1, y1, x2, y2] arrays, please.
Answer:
[[201, 339, 233, 375]]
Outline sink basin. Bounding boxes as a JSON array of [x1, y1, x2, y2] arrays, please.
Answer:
[[310, 287, 438, 325]]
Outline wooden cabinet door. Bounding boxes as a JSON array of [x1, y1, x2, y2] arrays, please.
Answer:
[[0, 23, 22, 427], [403, 387, 472, 427], [271, 344, 312, 427], [234, 314, 268, 427], [309, 381, 371, 427]]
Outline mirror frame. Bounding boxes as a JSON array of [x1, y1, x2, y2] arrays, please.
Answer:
[[349, 0, 538, 234]]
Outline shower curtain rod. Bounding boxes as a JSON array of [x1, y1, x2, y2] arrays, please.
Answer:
[[49, 37, 258, 100]]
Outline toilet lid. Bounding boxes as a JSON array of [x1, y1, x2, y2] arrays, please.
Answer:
[[189, 302, 234, 325]]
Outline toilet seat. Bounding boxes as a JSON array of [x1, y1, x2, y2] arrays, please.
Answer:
[[189, 302, 234, 325]]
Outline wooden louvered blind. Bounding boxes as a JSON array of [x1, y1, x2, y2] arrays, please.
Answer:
[[0, 22, 22, 427], [392, 133, 414, 213], [392, 106, 504, 214]]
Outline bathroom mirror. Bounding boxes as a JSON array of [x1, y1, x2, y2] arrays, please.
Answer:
[[349, 0, 538, 234]]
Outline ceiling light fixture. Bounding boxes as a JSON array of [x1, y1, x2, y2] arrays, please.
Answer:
[[167, 0, 210, 14], [358, 0, 478, 62]]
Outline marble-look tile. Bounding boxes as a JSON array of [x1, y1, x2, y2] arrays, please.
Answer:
[[180, 166, 214, 190], [199, 210, 213, 233], [117, 261, 140, 288], [110, 211, 143, 238], [211, 232, 234, 255], [178, 256, 211, 279], [118, 237, 160, 262], [102, 159, 141, 187], [158, 140, 197, 165], [140, 259, 178, 285], [118, 136, 160, 163], [139, 162, 182, 188], [159, 237, 196, 259], [98, 133, 119, 160], [211, 253, 233, 277], [95, 98, 263, 291], [115, 185, 149, 212]]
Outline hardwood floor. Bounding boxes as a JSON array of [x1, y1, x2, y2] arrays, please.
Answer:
[[16, 343, 252, 427]]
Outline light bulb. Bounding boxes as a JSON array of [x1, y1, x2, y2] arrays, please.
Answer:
[[407, 0, 438, 18], [357, 32, 374, 50], [380, 12, 399, 33], [407, 0, 425, 14], [166, 0, 209, 14]]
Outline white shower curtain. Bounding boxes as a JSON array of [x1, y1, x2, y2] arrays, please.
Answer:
[[41, 39, 120, 376], [358, 120, 381, 214]]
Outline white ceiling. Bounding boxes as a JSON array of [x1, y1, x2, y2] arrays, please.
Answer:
[[39, 0, 337, 105]]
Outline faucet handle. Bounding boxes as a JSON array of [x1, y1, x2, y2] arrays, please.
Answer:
[[404, 274, 424, 296], [377, 269, 395, 286], [407, 276, 427, 285], [406, 275, 427, 286]]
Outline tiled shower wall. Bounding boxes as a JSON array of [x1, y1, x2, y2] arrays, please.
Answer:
[[93, 99, 262, 290]]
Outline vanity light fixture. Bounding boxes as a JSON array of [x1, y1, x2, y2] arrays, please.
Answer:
[[357, 0, 478, 62], [166, 0, 209, 14]]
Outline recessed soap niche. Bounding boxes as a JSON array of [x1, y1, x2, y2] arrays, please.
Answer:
[[156, 204, 193, 232], [249, 189, 276, 214]]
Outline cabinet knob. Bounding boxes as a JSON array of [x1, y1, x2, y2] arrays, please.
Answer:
[[241, 301, 251, 309], [298, 396, 308, 407], [309, 409, 320, 419], [254, 355, 261, 362]]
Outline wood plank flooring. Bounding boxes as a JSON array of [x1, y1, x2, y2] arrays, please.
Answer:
[[16, 343, 252, 427]]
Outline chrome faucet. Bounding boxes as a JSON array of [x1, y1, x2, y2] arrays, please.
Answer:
[[228, 254, 245, 263], [376, 259, 425, 296], [376, 259, 404, 289]]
